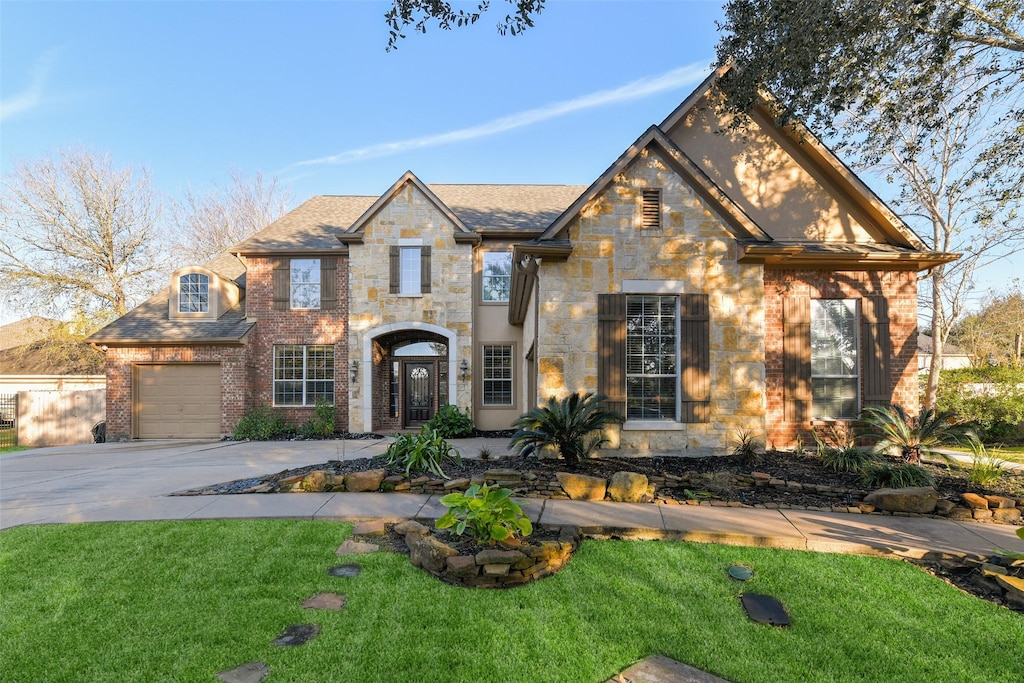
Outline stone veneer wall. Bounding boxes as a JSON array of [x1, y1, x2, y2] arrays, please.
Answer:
[[763, 268, 919, 449], [534, 147, 766, 454], [245, 256, 350, 430], [347, 183, 474, 432], [103, 343, 250, 441]]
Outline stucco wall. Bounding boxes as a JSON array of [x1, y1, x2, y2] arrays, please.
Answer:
[[535, 147, 767, 454]]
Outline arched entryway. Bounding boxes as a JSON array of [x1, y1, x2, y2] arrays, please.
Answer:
[[361, 323, 458, 432]]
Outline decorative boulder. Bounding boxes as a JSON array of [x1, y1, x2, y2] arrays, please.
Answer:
[[608, 471, 650, 503], [407, 535, 458, 573], [961, 493, 989, 509], [555, 472, 607, 501], [863, 487, 938, 514], [301, 470, 338, 492], [344, 468, 386, 492]]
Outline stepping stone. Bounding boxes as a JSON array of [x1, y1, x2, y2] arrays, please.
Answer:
[[727, 565, 754, 581], [336, 539, 378, 556], [217, 662, 269, 683], [302, 592, 346, 610], [740, 593, 791, 626], [607, 654, 731, 682], [272, 624, 320, 647], [328, 563, 362, 578]]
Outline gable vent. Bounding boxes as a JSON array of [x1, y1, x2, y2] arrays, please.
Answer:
[[641, 189, 661, 229]]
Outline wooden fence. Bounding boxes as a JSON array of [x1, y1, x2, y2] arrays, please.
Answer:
[[15, 389, 106, 448]]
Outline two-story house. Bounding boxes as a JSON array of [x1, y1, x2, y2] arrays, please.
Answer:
[[89, 68, 957, 452]]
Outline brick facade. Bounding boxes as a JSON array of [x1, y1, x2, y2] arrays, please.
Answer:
[[763, 268, 919, 450]]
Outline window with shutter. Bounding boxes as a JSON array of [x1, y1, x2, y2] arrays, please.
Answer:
[[810, 299, 859, 419]]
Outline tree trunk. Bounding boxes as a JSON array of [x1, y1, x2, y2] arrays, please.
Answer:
[[923, 269, 945, 410]]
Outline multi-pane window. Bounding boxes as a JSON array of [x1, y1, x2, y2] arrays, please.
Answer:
[[400, 247, 421, 295], [274, 345, 334, 406], [810, 299, 859, 419], [482, 252, 512, 302], [482, 345, 513, 406], [626, 296, 677, 419], [290, 259, 321, 309], [178, 273, 209, 313]]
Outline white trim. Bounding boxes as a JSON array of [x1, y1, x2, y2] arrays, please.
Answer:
[[622, 280, 687, 294], [622, 421, 685, 431], [361, 321, 457, 431]]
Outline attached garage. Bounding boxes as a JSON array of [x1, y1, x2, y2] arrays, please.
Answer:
[[135, 364, 222, 438]]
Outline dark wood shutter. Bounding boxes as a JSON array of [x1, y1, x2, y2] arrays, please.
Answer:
[[389, 246, 400, 294], [597, 294, 627, 419], [783, 296, 812, 422], [272, 258, 290, 310], [861, 296, 892, 406], [320, 257, 337, 310], [680, 293, 710, 423], [420, 246, 431, 294]]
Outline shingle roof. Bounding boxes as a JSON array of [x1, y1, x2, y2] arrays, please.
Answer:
[[429, 184, 587, 233], [87, 290, 253, 345], [232, 195, 377, 254]]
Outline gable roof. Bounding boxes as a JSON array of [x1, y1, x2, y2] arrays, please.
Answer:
[[232, 195, 376, 255]]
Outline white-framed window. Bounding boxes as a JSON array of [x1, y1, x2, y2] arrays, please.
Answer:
[[400, 247, 421, 295], [482, 344, 513, 406], [810, 299, 859, 419], [625, 295, 678, 420], [290, 259, 321, 309], [274, 345, 334, 406], [178, 273, 209, 313], [481, 252, 512, 302]]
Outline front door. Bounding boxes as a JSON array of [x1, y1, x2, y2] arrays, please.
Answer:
[[403, 361, 434, 427]]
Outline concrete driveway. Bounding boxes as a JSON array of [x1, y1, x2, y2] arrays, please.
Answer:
[[0, 439, 390, 529]]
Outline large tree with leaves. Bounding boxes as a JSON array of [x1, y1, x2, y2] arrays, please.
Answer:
[[385, 0, 544, 49], [0, 148, 167, 322], [950, 285, 1024, 366]]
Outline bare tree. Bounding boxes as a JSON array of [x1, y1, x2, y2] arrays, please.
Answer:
[[840, 64, 1024, 407], [170, 170, 291, 266], [0, 148, 167, 321]]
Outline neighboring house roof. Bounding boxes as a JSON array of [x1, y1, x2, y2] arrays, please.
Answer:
[[0, 317, 59, 352], [919, 334, 970, 357], [0, 342, 104, 375]]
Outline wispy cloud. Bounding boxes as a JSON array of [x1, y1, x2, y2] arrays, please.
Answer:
[[288, 61, 710, 168], [0, 49, 62, 122]]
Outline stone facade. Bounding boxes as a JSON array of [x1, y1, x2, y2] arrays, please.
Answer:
[[534, 148, 767, 454], [347, 183, 474, 433]]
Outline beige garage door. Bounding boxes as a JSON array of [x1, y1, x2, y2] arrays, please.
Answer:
[[136, 364, 222, 439]]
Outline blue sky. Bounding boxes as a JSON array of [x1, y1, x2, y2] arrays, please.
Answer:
[[0, 0, 1015, 324]]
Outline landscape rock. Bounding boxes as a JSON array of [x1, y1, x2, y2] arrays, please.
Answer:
[[407, 534, 458, 572], [934, 499, 956, 515], [607, 471, 650, 503], [995, 574, 1024, 608], [445, 555, 479, 578], [394, 520, 429, 536], [217, 662, 269, 683], [992, 508, 1022, 523], [336, 539, 378, 556], [301, 470, 338, 492], [984, 495, 1017, 509], [556, 472, 607, 501], [302, 592, 347, 610], [344, 468, 386, 492], [351, 520, 387, 536], [961, 493, 989, 509], [863, 487, 938, 514]]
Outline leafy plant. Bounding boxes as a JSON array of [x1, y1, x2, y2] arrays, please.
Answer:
[[426, 404, 474, 439], [860, 463, 934, 489], [967, 439, 1003, 487], [509, 392, 622, 462], [379, 426, 462, 478], [729, 429, 766, 465], [478, 447, 492, 461], [436, 484, 533, 544], [855, 404, 972, 464], [233, 406, 293, 440], [819, 445, 875, 473], [301, 399, 335, 437], [935, 367, 1024, 443]]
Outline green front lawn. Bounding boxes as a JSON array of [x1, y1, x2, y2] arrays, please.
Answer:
[[950, 444, 1024, 465], [1, 520, 1021, 683]]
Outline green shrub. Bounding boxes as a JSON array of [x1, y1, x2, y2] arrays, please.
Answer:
[[378, 426, 462, 478], [301, 399, 335, 438], [436, 484, 533, 544], [729, 429, 766, 465], [935, 367, 1024, 443], [967, 440, 1003, 487], [233, 406, 293, 440], [820, 445, 875, 473], [856, 404, 971, 464], [509, 392, 622, 462], [860, 463, 934, 488], [426, 404, 474, 439]]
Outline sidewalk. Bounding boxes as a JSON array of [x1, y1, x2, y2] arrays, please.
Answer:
[[2, 439, 1023, 561]]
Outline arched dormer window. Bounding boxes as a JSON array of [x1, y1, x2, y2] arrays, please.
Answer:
[[178, 272, 210, 313]]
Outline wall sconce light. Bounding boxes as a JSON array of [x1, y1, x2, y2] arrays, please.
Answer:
[[351, 360, 359, 383], [460, 358, 469, 381]]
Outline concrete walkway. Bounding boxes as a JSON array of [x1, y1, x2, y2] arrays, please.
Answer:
[[2, 439, 1022, 561]]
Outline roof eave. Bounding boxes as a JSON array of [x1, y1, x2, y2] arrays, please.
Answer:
[[739, 245, 961, 270]]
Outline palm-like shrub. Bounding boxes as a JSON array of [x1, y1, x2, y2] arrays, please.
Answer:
[[855, 404, 972, 464], [509, 392, 622, 463]]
